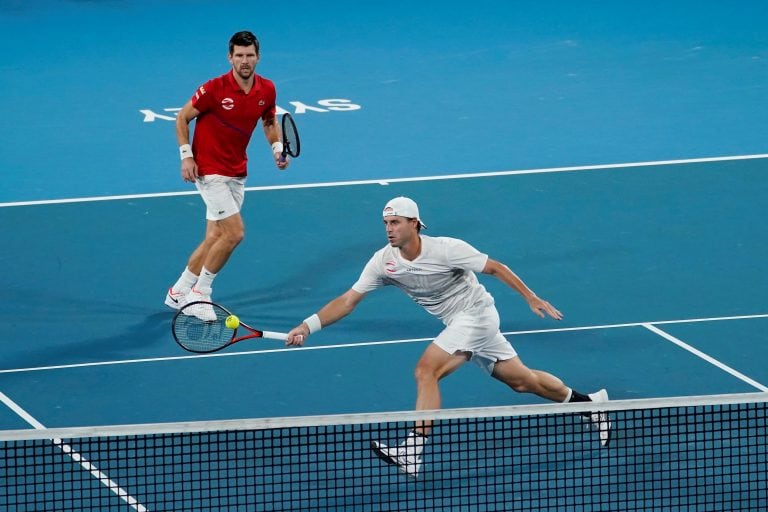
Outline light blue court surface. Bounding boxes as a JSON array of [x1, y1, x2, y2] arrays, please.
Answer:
[[0, 1, 767, 510], [1, 158, 766, 427]]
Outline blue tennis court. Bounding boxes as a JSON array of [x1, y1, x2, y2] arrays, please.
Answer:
[[1, 1, 767, 510]]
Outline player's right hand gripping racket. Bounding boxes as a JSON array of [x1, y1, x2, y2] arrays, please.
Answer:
[[172, 301, 288, 353], [280, 113, 301, 162]]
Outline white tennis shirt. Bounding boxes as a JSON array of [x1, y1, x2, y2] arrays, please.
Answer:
[[352, 235, 494, 323]]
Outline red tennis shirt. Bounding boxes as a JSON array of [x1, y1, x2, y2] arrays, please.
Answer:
[[190, 70, 277, 177]]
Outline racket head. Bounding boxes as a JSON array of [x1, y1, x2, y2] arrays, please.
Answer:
[[172, 301, 237, 353], [281, 113, 301, 158]]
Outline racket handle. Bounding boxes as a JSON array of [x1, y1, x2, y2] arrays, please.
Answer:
[[263, 330, 288, 341]]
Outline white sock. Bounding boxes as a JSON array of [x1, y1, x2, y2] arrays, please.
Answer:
[[562, 388, 573, 403], [194, 266, 217, 294], [173, 267, 198, 292]]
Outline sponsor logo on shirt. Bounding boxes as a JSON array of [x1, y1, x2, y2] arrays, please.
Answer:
[[386, 260, 425, 274], [221, 98, 234, 110]]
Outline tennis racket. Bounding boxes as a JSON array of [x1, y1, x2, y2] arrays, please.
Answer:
[[171, 301, 288, 353], [280, 113, 301, 162]]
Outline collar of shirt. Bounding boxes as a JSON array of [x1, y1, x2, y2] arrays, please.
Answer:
[[226, 69, 262, 96]]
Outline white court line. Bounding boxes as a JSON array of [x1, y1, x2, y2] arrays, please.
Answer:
[[1, 312, 766, 375], [642, 323, 768, 392], [0, 391, 147, 511], [1, 153, 767, 208]]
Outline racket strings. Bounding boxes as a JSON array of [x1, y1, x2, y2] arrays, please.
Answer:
[[172, 304, 234, 352], [282, 114, 300, 157]]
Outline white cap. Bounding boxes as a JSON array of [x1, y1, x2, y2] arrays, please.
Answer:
[[382, 196, 427, 229]]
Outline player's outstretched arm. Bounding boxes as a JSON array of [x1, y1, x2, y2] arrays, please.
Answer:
[[482, 258, 563, 320], [286, 289, 366, 346]]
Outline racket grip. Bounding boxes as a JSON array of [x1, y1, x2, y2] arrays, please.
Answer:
[[263, 331, 289, 341]]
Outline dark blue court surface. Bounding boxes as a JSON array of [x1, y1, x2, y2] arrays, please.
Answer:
[[1, 1, 767, 510]]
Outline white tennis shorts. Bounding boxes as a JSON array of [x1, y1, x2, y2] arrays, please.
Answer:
[[433, 304, 518, 375], [195, 175, 246, 221]]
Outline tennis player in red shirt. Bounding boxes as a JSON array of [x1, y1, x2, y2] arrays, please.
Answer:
[[165, 31, 288, 319]]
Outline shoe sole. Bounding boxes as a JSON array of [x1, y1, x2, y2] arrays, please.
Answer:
[[370, 441, 397, 466]]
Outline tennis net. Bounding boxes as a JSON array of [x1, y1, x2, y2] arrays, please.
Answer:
[[1, 392, 766, 511]]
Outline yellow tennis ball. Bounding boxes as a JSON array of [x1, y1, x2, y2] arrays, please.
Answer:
[[225, 315, 240, 329]]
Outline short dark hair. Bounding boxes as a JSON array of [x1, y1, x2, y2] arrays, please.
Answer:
[[229, 31, 259, 55]]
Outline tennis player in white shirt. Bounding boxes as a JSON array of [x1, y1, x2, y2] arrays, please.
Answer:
[[286, 196, 611, 477]]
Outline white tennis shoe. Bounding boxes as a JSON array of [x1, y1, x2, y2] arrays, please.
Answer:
[[164, 287, 190, 310], [182, 288, 216, 322], [587, 388, 612, 447], [371, 440, 422, 478]]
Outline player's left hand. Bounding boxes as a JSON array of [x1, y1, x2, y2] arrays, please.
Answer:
[[274, 152, 290, 170], [528, 297, 563, 320]]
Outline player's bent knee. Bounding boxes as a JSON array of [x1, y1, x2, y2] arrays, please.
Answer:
[[218, 228, 243, 246], [413, 364, 438, 385]]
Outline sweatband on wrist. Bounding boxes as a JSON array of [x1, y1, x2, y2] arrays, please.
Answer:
[[304, 314, 322, 334], [271, 141, 284, 154], [179, 144, 193, 160]]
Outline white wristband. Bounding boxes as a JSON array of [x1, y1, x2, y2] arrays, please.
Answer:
[[303, 314, 322, 334], [179, 144, 193, 161], [271, 141, 283, 154]]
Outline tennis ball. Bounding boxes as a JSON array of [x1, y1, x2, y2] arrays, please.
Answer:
[[225, 315, 240, 329]]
